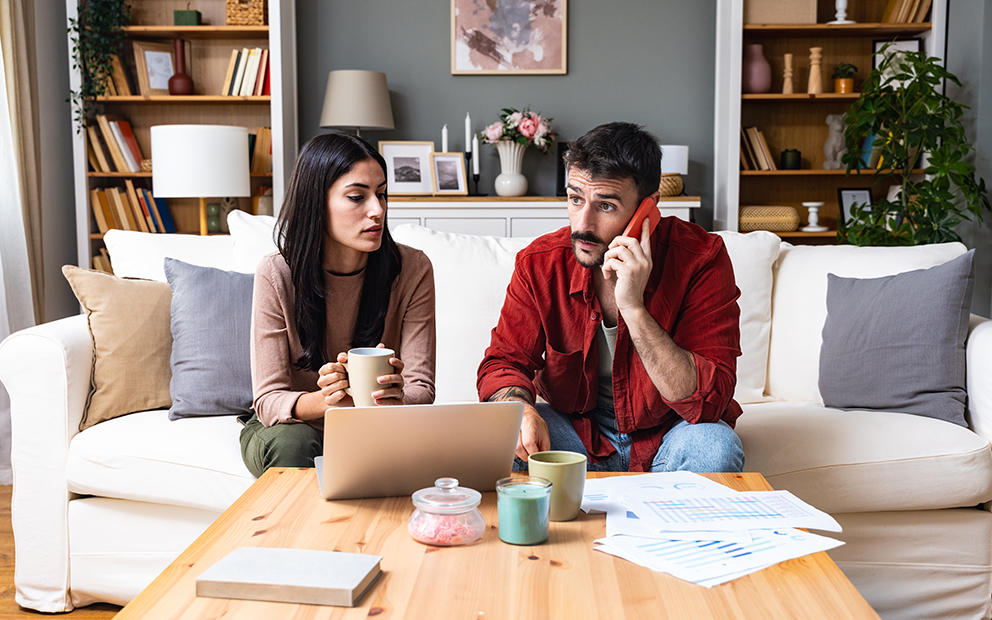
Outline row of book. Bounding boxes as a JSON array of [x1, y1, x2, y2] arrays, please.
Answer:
[[92, 248, 114, 274], [881, 0, 932, 23], [221, 48, 270, 97], [90, 182, 176, 235], [87, 114, 145, 174], [102, 54, 135, 97], [740, 126, 777, 171]]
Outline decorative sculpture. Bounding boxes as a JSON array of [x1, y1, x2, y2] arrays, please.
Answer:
[[808, 47, 823, 95], [783, 53, 794, 94], [823, 114, 848, 170]]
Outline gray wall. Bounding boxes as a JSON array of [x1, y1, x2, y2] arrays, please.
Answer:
[[947, 0, 992, 317], [296, 0, 718, 227]]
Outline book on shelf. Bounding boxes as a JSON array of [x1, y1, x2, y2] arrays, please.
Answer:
[[881, 0, 899, 22], [115, 120, 145, 170], [86, 125, 113, 173], [229, 47, 250, 96], [144, 188, 177, 233], [109, 121, 139, 173], [126, 179, 156, 233], [109, 54, 134, 96], [99, 248, 114, 274], [247, 132, 257, 169], [740, 128, 759, 171], [92, 253, 111, 274], [251, 127, 272, 174], [240, 49, 261, 97], [743, 127, 772, 171], [254, 49, 269, 96], [221, 49, 240, 96], [96, 114, 132, 173], [913, 0, 933, 21], [756, 129, 777, 171], [95, 190, 121, 229], [89, 189, 111, 234], [108, 188, 138, 231], [119, 186, 149, 233]]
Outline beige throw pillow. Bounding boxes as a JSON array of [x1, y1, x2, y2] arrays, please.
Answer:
[[62, 265, 173, 430]]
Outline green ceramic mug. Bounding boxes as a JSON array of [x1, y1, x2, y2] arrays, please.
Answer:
[[527, 451, 587, 521]]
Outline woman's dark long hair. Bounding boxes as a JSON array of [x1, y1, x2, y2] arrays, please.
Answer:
[[276, 133, 402, 372]]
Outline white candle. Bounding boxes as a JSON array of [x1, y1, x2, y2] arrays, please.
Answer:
[[441, 124, 448, 152], [465, 113, 471, 152], [472, 135, 480, 174]]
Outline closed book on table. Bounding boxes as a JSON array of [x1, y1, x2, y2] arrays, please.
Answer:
[[196, 547, 382, 607]]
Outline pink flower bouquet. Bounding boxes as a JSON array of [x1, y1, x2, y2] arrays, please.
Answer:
[[480, 107, 557, 154]]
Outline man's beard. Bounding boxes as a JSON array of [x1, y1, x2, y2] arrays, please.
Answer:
[[570, 231, 605, 268]]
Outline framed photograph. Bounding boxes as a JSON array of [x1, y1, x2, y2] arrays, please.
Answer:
[[872, 38, 922, 85], [837, 187, 873, 226], [451, 0, 567, 75], [430, 153, 468, 196], [379, 141, 435, 196], [133, 41, 175, 96]]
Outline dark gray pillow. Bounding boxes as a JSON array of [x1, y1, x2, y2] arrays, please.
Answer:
[[819, 250, 975, 426], [164, 257, 254, 419]]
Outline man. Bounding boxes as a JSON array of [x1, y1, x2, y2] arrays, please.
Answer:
[[477, 122, 744, 473]]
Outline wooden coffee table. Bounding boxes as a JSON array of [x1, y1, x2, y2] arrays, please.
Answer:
[[114, 468, 879, 619]]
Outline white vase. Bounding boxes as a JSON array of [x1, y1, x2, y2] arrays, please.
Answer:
[[494, 141, 528, 197]]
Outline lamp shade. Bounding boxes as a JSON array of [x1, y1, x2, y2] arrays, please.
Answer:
[[660, 145, 689, 176], [151, 125, 251, 198], [319, 70, 395, 131]]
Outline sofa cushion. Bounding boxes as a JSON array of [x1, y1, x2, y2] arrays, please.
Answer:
[[66, 410, 254, 512], [713, 231, 780, 404], [104, 229, 248, 282], [164, 258, 254, 419], [390, 224, 533, 403], [736, 401, 992, 514], [62, 266, 173, 430], [819, 251, 974, 427], [766, 242, 966, 402], [228, 209, 278, 272]]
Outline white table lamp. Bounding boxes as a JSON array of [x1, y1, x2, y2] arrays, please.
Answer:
[[660, 145, 689, 196], [319, 70, 395, 137], [151, 125, 251, 236]]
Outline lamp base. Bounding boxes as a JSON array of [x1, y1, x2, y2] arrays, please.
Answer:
[[199, 197, 208, 236], [659, 173, 683, 197]]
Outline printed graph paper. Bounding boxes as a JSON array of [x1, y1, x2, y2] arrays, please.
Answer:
[[624, 491, 842, 532]]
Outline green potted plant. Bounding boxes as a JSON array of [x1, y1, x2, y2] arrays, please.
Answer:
[[67, 0, 132, 132], [832, 62, 857, 93], [839, 43, 990, 245]]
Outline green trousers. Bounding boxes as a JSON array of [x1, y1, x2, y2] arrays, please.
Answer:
[[239, 412, 323, 478]]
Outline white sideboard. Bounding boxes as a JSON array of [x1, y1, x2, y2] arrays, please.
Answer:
[[387, 196, 702, 237]]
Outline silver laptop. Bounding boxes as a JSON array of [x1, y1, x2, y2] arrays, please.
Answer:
[[315, 401, 523, 500]]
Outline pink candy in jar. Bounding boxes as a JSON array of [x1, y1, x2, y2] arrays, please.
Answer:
[[408, 478, 485, 546]]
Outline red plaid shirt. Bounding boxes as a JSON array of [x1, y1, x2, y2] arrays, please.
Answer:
[[477, 217, 743, 472]]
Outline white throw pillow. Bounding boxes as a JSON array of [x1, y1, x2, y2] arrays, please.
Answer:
[[227, 210, 278, 273], [104, 230, 240, 282], [766, 242, 967, 402], [714, 231, 781, 404], [390, 224, 533, 403]]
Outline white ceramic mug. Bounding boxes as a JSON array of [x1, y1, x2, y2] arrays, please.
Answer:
[[342, 348, 394, 407]]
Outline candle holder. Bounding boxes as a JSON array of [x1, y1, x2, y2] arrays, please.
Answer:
[[465, 151, 487, 196]]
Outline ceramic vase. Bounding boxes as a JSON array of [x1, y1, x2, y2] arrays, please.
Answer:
[[494, 141, 528, 197], [168, 39, 194, 96], [742, 44, 772, 94]]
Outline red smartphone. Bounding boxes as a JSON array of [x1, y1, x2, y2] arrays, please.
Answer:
[[621, 197, 661, 241]]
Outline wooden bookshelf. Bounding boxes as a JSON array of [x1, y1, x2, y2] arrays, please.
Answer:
[[713, 0, 945, 241]]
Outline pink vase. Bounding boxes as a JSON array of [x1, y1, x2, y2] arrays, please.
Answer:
[[742, 44, 772, 94]]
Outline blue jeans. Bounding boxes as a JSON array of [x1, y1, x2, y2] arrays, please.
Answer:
[[514, 403, 744, 473]]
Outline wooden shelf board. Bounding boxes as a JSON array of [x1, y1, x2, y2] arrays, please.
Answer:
[[743, 23, 931, 37], [96, 95, 270, 103], [742, 93, 860, 101], [741, 169, 924, 176], [123, 25, 268, 39], [88, 172, 273, 178]]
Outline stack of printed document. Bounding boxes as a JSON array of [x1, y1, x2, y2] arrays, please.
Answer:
[[583, 472, 844, 587]]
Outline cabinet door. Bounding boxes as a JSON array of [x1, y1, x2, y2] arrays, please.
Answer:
[[424, 218, 507, 236], [510, 218, 569, 237]]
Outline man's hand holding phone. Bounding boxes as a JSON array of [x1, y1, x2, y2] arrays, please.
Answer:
[[603, 218, 654, 313]]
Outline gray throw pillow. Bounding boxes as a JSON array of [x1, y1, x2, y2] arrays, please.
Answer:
[[818, 250, 974, 427], [164, 257, 254, 419]]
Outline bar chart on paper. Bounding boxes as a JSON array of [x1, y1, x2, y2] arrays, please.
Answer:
[[623, 491, 842, 532]]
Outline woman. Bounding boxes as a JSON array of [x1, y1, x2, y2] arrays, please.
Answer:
[[240, 133, 436, 477]]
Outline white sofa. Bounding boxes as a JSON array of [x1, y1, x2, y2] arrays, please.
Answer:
[[2, 214, 992, 619]]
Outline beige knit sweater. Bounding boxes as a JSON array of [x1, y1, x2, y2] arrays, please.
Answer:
[[251, 244, 436, 429]]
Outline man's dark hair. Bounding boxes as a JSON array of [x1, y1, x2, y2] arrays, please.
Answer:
[[563, 122, 661, 201]]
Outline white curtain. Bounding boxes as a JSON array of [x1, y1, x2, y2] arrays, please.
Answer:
[[0, 32, 35, 485]]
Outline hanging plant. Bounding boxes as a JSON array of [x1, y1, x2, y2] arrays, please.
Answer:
[[67, 0, 132, 132]]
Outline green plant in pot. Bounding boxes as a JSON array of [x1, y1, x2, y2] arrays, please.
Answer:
[[840, 42, 990, 245], [68, 0, 132, 132], [832, 62, 857, 93]]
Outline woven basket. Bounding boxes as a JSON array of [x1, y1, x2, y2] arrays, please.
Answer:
[[739, 206, 800, 232], [658, 173, 683, 197], [226, 0, 267, 25]]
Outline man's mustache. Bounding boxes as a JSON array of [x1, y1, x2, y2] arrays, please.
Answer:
[[571, 231, 603, 245]]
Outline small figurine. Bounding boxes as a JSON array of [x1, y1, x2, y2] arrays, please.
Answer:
[[808, 47, 823, 95], [783, 53, 794, 95], [823, 114, 848, 170]]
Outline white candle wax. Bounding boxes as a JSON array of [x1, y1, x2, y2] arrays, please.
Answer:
[[465, 113, 471, 152], [441, 125, 448, 152], [472, 135, 480, 174]]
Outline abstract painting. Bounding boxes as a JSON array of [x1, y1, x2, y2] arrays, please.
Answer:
[[452, 0, 567, 74]]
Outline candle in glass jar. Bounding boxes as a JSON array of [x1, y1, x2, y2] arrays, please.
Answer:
[[496, 477, 551, 545]]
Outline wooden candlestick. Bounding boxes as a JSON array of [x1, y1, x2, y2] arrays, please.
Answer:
[[807, 47, 823, 95], [783, 53, 794, 94]]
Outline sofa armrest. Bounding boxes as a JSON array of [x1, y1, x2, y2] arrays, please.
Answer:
[[0, 314, 92, 612], [966, 314, 992, 445]]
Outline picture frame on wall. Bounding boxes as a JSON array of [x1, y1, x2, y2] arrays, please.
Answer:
[[872, 38, 922, 85], [133, 41, 176, 96], [837, 187, 873, 226], [451, 0, 567, 75], [379, 141, 435, 196], [430, 153, 468, 196]]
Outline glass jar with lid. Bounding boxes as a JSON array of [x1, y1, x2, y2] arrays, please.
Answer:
[[408, 477, 485, 546]]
